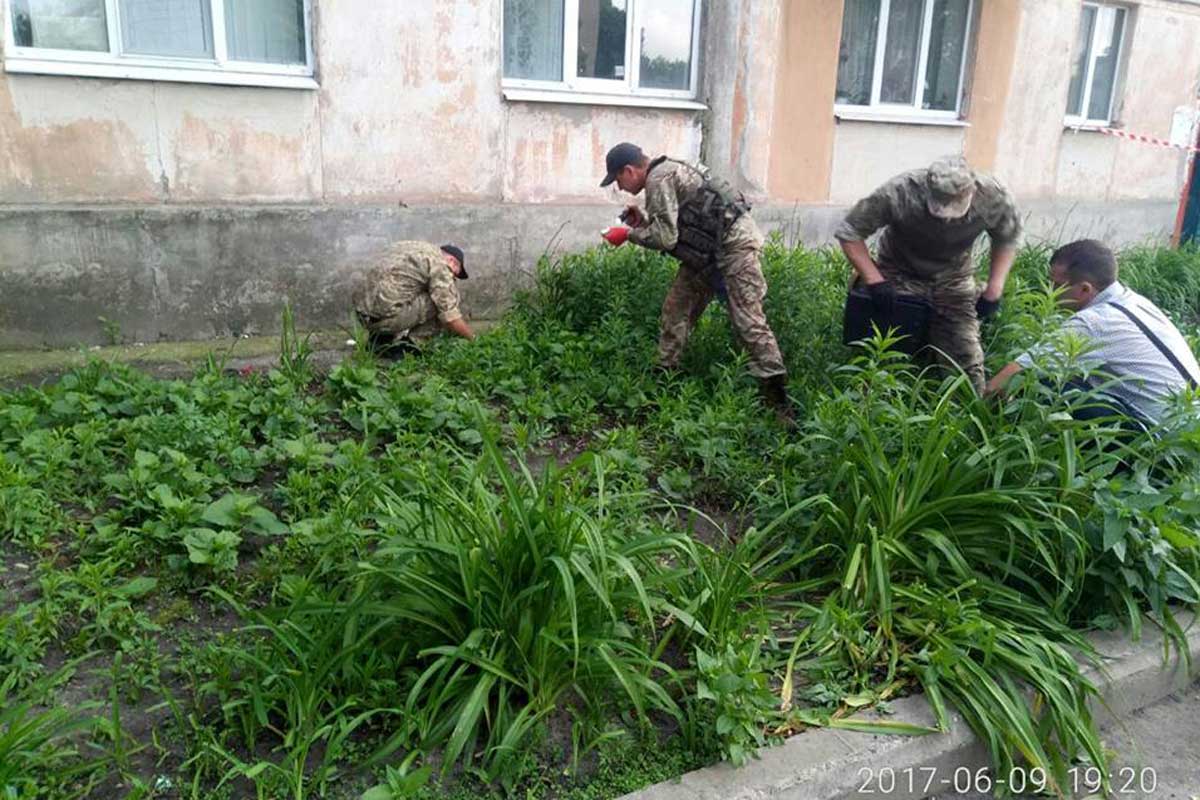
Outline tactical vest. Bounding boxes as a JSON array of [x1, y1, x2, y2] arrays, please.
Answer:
[[648, 156, 751, 270]]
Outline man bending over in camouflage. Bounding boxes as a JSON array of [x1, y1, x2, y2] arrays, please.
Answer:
[[353, 241, 475, 355], [836, 156, 1022, 392], [598, 142, 793, 423]]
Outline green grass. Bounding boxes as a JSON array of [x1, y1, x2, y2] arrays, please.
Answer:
[[2, 238, 1200, 799]]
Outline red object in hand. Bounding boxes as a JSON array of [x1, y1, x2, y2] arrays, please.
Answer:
[[601, 226, 630, 246]]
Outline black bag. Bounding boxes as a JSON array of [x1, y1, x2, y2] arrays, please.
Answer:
[[842, 287, 933, 356]]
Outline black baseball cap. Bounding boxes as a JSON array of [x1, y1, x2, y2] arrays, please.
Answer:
[[600, 142, 645, 187], [440, 244, 467, 279]]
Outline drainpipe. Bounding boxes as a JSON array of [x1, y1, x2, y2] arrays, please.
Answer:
[[1173, 94, 1200, 247], [1172, 133, 1197, 247]]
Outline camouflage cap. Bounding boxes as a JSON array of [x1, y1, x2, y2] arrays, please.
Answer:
[[926, 156, 976, 219]]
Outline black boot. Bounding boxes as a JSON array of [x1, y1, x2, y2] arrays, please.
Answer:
[[759, 374, 797, 429], [368, 330, 418, 360], [366, 329, 395, 352]]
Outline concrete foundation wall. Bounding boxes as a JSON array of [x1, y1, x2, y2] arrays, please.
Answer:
[[0, 200, 1178, 350]]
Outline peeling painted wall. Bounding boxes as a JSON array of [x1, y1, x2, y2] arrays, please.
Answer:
[[0, 0, 706, 206], [1053, 0, 1200, 201], [4, 0, 1197, 208], [829, 121, 968, 204], [502, 104, 701, 204], [700, 0, 783, 198]]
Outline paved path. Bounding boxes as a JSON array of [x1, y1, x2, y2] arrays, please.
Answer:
[[933, 681, 1199, 799]]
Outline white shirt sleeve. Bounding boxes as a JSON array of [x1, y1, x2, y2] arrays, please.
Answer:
[[1015, 314, 1096, 369]]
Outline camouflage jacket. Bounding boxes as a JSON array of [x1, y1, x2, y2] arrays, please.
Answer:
[[834, 168, 1022, 279], [628, 158, 762, 259], [353, 241, 462, 324]]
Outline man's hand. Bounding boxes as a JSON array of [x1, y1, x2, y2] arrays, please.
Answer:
[[446, 317, 475, 340], [620, 205, 644, 227], [976, 295, 1002, 319], [984, 362, 1023, 397], [866, 279, 896, 313], [601, 226, 630, 246]]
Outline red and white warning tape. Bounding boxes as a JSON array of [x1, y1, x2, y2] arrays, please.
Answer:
[[1092, 126, 1200, 153]]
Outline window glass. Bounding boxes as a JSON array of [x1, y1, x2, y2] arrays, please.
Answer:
[[922, 0, 970, 111], [118, 0, 213, 58], [1066, 5, 1096, 117], [224, 0, 306, 64], [638, 0, 692, 90], [836, 0, 881, 105], [11, 0, 108, 51], [577, 0, 626, 80], [1086, 6, 1124, 121], [879, 0, 925, 104], [503, 0, 564, 80]]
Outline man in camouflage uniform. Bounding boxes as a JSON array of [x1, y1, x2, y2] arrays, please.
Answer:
[[598, 142, 792, 422], [835, 156, 1022, 392], [352, 241, 475, 353]]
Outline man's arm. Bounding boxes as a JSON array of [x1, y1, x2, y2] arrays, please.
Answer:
[[834, 181, 897, 285], [980, 179, 1023, 301], [627, 171, 680, 252], [984, 361, 1023, 396], [981, 244, 1017, 301], [427, 259, 473, 339], [840, 239, 887, 286]]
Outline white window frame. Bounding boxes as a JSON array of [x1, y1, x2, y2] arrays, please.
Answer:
[[1064, 2, 1128, 128], [834, 0, 975, 124], [2, 0, 317, 90], [501, 0, 705, 110]]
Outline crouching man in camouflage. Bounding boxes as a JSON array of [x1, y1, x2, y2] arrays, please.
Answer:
[[352, 241, 475, 354], [835, 156, 1022, 392], [598, 142, 793, 423]]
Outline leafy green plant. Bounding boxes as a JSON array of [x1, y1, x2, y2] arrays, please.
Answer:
[[693, 642, 779, 766], [361, 753, 433, 800], [183, 528, 242, 572], [786, 342, 1144, 789], [359, 429, 687, 783], [279, 301, 316, 386]]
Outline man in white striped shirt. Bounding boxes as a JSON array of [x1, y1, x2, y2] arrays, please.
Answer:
[[985, 239, 1199, 426]]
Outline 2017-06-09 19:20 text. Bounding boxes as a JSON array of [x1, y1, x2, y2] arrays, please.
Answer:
[[856, 765, 1160, 794]]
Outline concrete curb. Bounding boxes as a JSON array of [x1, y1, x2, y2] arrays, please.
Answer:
[[622, 610, 1200, 800]]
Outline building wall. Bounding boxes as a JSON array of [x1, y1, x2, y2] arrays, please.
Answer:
[[987, 0, 1200, 203], [1053, 0, 1200, 202], [4, 0, 1196, 207], [1, 0, 1199, 347], [828, 122, 969, 204], [0, 0, 711, 206]]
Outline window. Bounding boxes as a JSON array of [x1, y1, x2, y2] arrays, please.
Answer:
[[835, 0, 975, 120], [5, 0, 314, 89], [1066, 3, 1127, 126], [502, 0, 703, 107]]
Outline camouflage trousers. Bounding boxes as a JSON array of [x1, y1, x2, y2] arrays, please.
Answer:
[[355, 294, 441, 340], [658, 249, 786, 379], [880, 265, 984, 392]]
